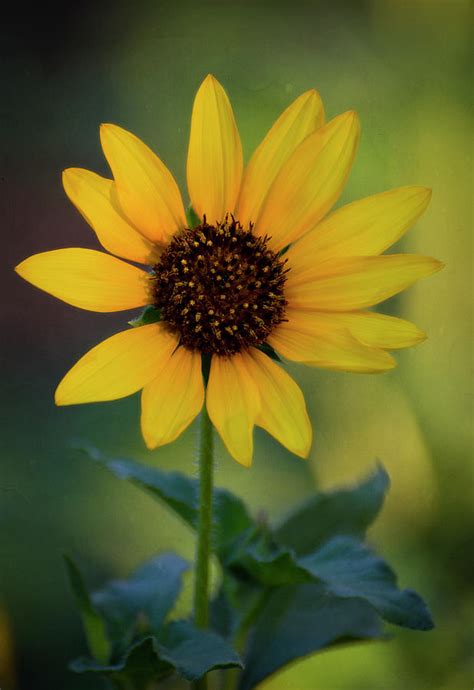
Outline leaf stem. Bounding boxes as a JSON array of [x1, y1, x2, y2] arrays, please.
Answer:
[[193, 405, 214, 690]]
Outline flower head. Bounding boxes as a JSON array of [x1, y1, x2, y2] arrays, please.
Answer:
[[15, 75, 442, 466], [151, 217, 288, 356]]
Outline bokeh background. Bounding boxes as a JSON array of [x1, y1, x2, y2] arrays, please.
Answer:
[[1, 0, 472, 688]]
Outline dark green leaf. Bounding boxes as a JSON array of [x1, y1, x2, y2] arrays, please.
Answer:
[[98, 454, 199, 527], [63, 555, 111, 664], [211, 574, 264, 641], [300, 536, 434, 631], [88, 450, 254, 559], [92, 553, 188, 654], [275, 465, 390, 555], [212, 487, 255, 562], [128, 305, 161, 328], [186, 205, 201, 228], [72, 623, 242, 685], [239, 583, 383, 690], [70, 637, 173, 690], [228, 542, 313, 587], [159, 620, 242, 681]]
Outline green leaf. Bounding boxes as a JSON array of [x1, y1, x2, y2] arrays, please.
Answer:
[[275, 465, 390, 556], [63, 555, 111, 664], [186, 205, 201, 228], [300, 536, 434, 631], [89, 451, 254, 560], [72, 623, 242, 685], [159, 620, 243, 681], [92, 553, 188, 654], [212, 486, 255, 562], [70, 637, 173, 690], [239, 583, 383, 690], [96, 453, 198, 527], [128, 305, 161, 328], [228, 541, 313, 587], [211, 574, 265, 642]]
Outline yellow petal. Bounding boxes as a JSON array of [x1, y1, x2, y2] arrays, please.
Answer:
[[55, 323, 178, 405], [285, 254, 443, 311], [100, 123, 186, 244], [288, 186, 432, 271], [141, 347, 204, 449], [268, 321, 396, 373], [15, 248, 151, 312], [283, 308, 426, 350], [254, 111, 360, 251], [187, 75, 243, 224], [206, 353, 260, 467], [245, 348, 312, 458], [63, 168, 159, 265], [236, 90, 324, 227]]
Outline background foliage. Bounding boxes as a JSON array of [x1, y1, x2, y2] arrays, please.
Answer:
[[1, 1, 472, 688]]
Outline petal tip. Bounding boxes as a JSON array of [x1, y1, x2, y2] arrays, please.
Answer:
[[141, 424, 158, 450], [344, 109, 358, 121], [415, 330, 428, 345], [100, 122, 122, 144], [295, 443, 312, 460], [62, 167, 82, 191], [54, 379, 71, 406], [339, 109, 360, 133], [201, 73, 219, 90], [54, 391, 66, 407], [421, 186, 432, 199], [99, 123, 113, 147], [14, 257, 29, 278], [331, 110, 360, 139], [411, 185, 432, 208], [291, 422, 313, 459], [348, 109, 361, 129], [235, 454, 253, 468], [381, 353, 397, 372], [303, 88, 324, 115], [431, 258, 445, 273], [301, 88, 318, 101]]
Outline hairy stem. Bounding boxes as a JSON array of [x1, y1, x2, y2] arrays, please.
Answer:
[[192, 405, 214, 690]]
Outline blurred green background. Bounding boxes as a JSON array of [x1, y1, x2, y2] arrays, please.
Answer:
[[2, 0, 472, 688]]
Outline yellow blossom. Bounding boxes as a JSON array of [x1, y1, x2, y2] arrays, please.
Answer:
[[15, 75, 442, 466]]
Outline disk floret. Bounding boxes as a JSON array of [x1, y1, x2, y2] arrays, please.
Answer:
[[152, 218, 288, 355]]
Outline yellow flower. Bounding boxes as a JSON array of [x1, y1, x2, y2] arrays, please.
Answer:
[[15, 75, 442, 467]]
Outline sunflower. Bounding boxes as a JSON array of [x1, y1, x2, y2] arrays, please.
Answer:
[[15, 75, 442, 466]]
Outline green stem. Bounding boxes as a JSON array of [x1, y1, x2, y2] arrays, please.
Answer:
[[192, 405, 214, 690]]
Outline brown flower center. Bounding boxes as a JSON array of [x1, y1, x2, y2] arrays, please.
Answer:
[[152, 218, 288, 356]]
